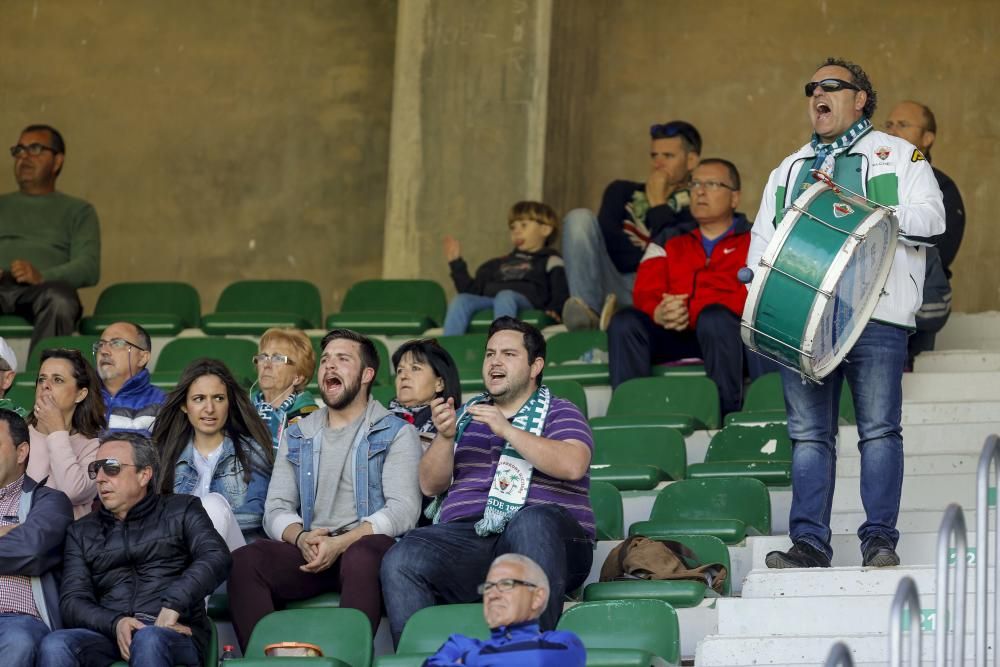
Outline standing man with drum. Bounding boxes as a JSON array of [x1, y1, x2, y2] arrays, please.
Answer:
[[750, 58, 945, 569]]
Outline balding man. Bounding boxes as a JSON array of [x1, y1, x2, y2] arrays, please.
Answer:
[[95, 322, 165, 434], [425, 554, 585, 666]]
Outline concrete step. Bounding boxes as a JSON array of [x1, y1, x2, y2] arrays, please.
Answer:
[[838, 422, 997, 457], [837, 452, 980, 476], [936, 312, 1000, 351], [914, 350, 1000, 373], [740, 565, 992, 599], [902, 372, 1000, 402], [902, 400, 1000, 425]]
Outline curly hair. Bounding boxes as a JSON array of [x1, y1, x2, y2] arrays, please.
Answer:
[[818, 57, 877, 119]]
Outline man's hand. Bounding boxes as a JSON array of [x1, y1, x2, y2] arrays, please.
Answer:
[[33, 393, 70, 436], [297, 527, 329, 563], [10, 260, 42, 285], [645, 169, 670, 207], [116, 617, 145, 660], [443, 236, 462, 262], [154, 607, 192, 636], [300, 534, 349, 574], [466, 403, 512, 440], [0, 524, 17, 537], [430, 396, 457, 439], [653, 293, 689, 331]]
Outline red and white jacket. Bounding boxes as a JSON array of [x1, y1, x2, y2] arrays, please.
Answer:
[[633, 214, 751, 329]]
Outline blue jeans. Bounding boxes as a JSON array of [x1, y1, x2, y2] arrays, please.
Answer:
[[0, 613, 50, 667], [561, 209, 634, 313], [380, 504, 594, 646], [443, 291, 532, 336], [39, 625, 200, 667], [780, 321, 907, 560]]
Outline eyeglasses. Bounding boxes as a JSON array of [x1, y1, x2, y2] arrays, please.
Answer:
[[253, 353, 294, 366], [87, 458, 142, 480], [690, 179, 735, 192], [10, 143, 58, 158], [804, 78, 861, 97], [477, 578, 538, 595], [92, 338, 147, 355]]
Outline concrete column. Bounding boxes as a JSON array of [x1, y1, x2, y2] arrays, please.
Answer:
[[382, 0, 552, 288]]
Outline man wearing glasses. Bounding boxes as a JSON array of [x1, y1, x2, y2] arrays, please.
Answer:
[[39, 431, 230, 667], [424, 554, 585, 666], [750, 59, 945, 570], [0, 125, 100, 350], [607, 159, 751, 417], [95, 322, 165, 434], [560, 120, 701, 331], [0, 408, 74, 667]]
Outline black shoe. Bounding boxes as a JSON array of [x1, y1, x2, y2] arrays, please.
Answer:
[[765, 541, 832, 569], [862, 537, 900, 567]]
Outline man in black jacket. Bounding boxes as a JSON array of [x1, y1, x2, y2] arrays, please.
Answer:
[[38, 431, 231, 667], [0, 408, 74, 667]]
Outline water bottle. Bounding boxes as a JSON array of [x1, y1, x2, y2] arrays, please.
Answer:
[[219, 645, 236, 663]]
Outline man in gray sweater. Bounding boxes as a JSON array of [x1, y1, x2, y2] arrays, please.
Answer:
[[227, 329, 422, 650]]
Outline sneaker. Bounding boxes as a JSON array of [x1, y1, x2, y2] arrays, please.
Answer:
[[598, 293, 618, 332], [765, 541, 832, 569], [562, 297, 599, 331], [862, 537, 900, 567]]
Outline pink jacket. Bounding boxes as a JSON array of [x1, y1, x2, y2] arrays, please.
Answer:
[[27, 426, 100, 519]]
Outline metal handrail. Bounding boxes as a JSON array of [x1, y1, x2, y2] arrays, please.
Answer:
[[937, 503, 969, 666], [975, 434, 1000, 667], [824, 641, 855, 667], [890, 576, 923, 667]]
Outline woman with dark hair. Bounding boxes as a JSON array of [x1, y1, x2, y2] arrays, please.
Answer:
[[27, 348, 106, 518], [153, 358, 274, 549], [389, 339, 462, 447]]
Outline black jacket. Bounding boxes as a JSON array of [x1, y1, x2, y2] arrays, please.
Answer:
[[449, 247, 569, 312], [60, 492, 231, 661], [598, 179, 696, 273]]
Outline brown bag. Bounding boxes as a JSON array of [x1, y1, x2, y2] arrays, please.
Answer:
[[599, 536, 727, 594], [263, 642, 324, 657]]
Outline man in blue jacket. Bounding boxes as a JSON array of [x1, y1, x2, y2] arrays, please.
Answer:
[[95, 321, 165, 433], [0, 408, 74, 667], [424, 554, 585, 666]]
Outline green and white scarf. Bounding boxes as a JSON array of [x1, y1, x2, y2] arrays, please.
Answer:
[[425, 385, 552, 536], [810, 117, 872, 177]]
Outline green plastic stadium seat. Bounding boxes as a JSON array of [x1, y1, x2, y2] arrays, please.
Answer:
[[629, 478, 771, 544], [201, 280, 322, 336], [467, 308, 557, 333], [590, 426, 686, 491], [584, 534, 732, 607], [16, 335, 100, 387], [287, 592, 342, 609], [589, 413, 697, 440], [0, 315, 34, 338], [725, 373, 856, 426], [607, 376, 721, 431], [309, 335, 391, 389], [740, 372, 784, 412], [150, 337, 259, 390], [546, 379, 588, 418], [371, 384, 396, 406], [557, 599, 680, 666], [231, 608, 370, 667], [652, 361, 706, 377], [544, 331, 609, 386], [590, 480, 624, 541], [374, 603, 488, 667], [4, 383, 34, 413], [79, 282, 201, 336], [687, 424, 793, 486], [438, 334, 486, 393], [326, 280, 447, 336]]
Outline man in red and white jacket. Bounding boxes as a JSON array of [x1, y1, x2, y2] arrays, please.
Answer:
[[608, 159, 750, 415]]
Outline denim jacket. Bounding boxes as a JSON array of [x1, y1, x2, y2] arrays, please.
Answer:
[[173, 436, 272, 534]]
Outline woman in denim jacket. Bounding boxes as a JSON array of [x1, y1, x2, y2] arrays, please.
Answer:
[[153, 358, 274, 549]]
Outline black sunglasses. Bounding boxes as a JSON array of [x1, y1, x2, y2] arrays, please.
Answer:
[[649, 123, 697, 145], [804, 78, 861, 97], [87, 458, 142, 480]]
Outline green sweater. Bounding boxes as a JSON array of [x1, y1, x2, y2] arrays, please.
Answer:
[[0, 190, 101, 288]]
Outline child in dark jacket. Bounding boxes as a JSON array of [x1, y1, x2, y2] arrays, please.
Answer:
[[442, 201, 568, 336]]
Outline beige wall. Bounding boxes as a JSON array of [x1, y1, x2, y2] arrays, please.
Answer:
[[545, 0, 999, 313], [0, 0, 397, 316]]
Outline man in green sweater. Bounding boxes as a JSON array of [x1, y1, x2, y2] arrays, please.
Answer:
[[1, 124, 100, 349]]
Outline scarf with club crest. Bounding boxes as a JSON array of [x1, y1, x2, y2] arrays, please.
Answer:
[[810, 117, 872, 178]]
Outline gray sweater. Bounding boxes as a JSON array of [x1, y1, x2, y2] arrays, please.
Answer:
[[263, 398, 422, 541]]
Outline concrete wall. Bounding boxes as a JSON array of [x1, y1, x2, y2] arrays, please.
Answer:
[[545, 0, 1000, 313], [0, 0, 397, 316]]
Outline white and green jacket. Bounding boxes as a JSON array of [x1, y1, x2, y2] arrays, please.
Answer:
[[748, 129, 946, 328]]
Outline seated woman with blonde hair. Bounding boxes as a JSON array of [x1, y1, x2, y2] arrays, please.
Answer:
[[251, 328, 318, 452]]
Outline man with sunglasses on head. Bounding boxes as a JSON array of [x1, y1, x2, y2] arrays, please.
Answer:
[[424, 554, 585, 666], [0, 408, 74, 667], [38, 431, 230, 667], [561, 121, 701, 331], [0, 125, 100, 351], [96, 322, 166, 434], [750, 58, 945, 570]]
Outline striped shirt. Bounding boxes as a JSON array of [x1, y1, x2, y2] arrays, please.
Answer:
[[439, 398, 595, 539], [0, 475, 40, 618]]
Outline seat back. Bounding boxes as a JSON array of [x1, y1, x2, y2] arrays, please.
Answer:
[[545, 379, 588, 418], [607, 376, 720, 429], [703, 424, 792, 463], [556, 599, 679, 665], [545, 330, 608, 364], [397, 603, 489, 654], [244, 608, 372, 667], [741, 373, 785, 412], [591, 425, 686, 481], [24, 335, 100, 374], [589, 481, 624, 540], [153, 337, 259, 387], [341, 280, 447, 326], [650, 478, 771, 536], [438, 334, 486, 392], [623, 533, 733, 597], [90, 281, 201, 328], [214, 280, 323, 328]]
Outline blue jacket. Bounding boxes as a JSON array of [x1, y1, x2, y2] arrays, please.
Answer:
[[424, 621, 585, 666], [173, 436, 272, 534], [0, 475, 74, 629], [102, 369, 166, 434]]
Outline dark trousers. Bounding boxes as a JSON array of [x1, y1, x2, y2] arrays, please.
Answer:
[[228, 533, 395, 651], [609, 304, 745, 415], [0, 278, 82, 350]]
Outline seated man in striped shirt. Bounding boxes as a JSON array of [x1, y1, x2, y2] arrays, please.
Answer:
[[381, 316, 595, 646]]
